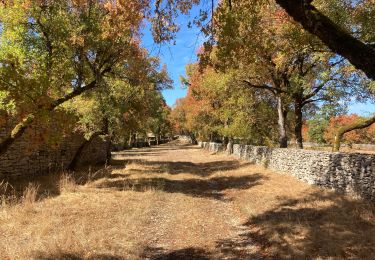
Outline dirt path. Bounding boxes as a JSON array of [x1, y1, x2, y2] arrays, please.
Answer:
[[109, 143, 260, 259], [1, 142, 374, 259]]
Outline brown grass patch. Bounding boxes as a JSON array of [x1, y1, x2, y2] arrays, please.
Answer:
[[0, 189, 159, 259], [58, 173, 78, 193]]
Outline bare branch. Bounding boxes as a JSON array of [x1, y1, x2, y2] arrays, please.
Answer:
[[242, 80, 285, 95]]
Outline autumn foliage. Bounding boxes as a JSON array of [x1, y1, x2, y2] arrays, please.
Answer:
[[0, 0, 174, 156], [324, 114, 375, 145]]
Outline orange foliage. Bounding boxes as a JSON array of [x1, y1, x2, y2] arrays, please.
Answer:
[[324, 114, 375, 144], [301, 122, 309, 142], [170, 65, 217, 136]]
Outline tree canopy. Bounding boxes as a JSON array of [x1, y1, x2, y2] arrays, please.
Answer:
[[0, 0, 374, 156], [170, 0, 374, 150]]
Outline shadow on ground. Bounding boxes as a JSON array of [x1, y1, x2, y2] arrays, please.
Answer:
[[34, 248, 212, 260], [33, 252, 123, 260], [110, 159, 250, 177], [143, 244, 260, 259], [0, 165, 114, 203], [213, 191, 375, 259], [94, 174, 266, 201], [112, 152, 162, 157], [0, 145, 207, 203], [113, 145, 198, 155], [144, 247, 211, 260]]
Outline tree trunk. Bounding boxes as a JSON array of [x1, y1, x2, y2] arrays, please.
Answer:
[[106, 136, 112, 161], [294, 101, 303, 149], [0, 113, 35, 156], [275, 0, 375, 80], [226, 138, 234, 154], [190, 133, 197, 145], [68, 133, 99, 170], [333, 115, 375, 152], [128, 133, 136, 148], [277, 96, 288, 148], [102, 117, 111, 161], [128, 133, 133, 148], [222, 136, 229, 146], [128, 133, 134, 148]]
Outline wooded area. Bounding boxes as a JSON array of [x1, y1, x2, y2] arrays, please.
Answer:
[[170, 0, 375, 151]]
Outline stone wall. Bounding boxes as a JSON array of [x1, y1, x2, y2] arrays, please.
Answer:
[[0, 119, 109, 178], [198, 142, 375, 202]]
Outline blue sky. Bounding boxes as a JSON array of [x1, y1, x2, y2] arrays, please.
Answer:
[[141, 4, 375, 116], [141, 4, 205, 108], [348, 102, 375, 116]]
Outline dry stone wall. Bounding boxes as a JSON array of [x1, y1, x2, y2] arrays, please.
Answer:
[[199, 142, 375, 202], [0, 119, 109, 178]]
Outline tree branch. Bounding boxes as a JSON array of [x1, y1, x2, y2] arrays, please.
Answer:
[[333, 115, 375, 151], [242, 80, 284, 95], [0, 67, 111, 157], [301, 97, 326, 106], [302, 80, 328, 101], [275, 0, 375, 80]]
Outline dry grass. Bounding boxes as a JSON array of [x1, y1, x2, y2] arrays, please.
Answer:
[[0, 177, 159, 259], [231, 172, 375, 259], [58, 173, 78, 193], [0, 143, 374, 259], [21, 183, 40, 207], [0, 180, 14, 207]]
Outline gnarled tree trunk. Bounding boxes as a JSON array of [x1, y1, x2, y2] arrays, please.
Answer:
[[333, 115, 375, 152], [68, 133, 100, 171], [0, 80, 99, 157]]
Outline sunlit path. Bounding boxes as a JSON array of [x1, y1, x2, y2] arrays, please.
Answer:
[[1, 141, 374, 259]]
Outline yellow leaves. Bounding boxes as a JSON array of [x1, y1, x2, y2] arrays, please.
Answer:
[[70, 34, 85, 46], [103, 1, 114, 12], [0, 0, 176, 146], [272, 52, 287, 69]]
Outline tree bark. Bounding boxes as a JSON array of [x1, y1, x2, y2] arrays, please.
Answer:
[[0, 80, 99, 157], [243, 79, 289, 147], [333, 115, 375, 152], [68, 133, 100, 171], [102, 117, 111, 161], [226, 138, 234, 154], [275, 0, 375, 80], [106, 136, 112, 162], [222, 136, 229, 146], [277, 96, 288, 148], [128, 133, 134, 148], [294, 101, 303, 149], [190, 133, 197, 145]]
